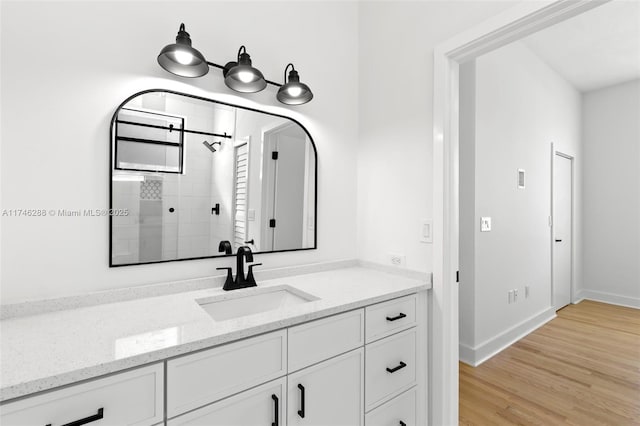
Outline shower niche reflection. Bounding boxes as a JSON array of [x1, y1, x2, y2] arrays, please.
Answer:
[[110, 90, 317, 266]]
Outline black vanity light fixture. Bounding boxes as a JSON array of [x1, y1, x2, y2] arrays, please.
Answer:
[[277, 63, 314, 105], [223, 46, 267, 93], [157, 24, 314, 105], [157, 24, 209, 78]]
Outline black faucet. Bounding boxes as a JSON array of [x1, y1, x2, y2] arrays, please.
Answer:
[[216, 242, 261, 291]]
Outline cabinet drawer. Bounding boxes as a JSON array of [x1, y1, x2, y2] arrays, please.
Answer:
[[365, 294, 416, 343], [0, 364, 163, 426], [167, 330, 286, 417], [365, 387, 416, 426], [168, 377, 286, 426], [365, 328, 416, 411], [288, 309, 364, 372]]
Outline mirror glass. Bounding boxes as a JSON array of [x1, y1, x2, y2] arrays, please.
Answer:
[[110, 90, 317, 266]]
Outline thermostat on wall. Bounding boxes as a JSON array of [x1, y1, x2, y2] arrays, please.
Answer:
[[517, 169, 525, 189]]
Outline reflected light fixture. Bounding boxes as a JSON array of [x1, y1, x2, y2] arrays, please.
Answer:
[[157, 23, 313, 105], [277, 63, 313, 105], [157, 24, 209, 78], [222, 46, 267, 93]]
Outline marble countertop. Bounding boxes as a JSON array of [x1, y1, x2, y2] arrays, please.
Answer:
[[0, 266, 430, 402]]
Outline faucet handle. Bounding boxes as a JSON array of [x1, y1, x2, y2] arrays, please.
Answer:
[[246, 263, 262, 285], [217, 267, 235, 291]]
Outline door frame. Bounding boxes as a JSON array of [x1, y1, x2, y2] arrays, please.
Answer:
[[551, 149, 575, 309], [432, 1, 609, 424]]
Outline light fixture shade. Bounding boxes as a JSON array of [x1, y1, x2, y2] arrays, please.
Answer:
[[157, 24, 209, 78], [224, 51, 267, 93], [277, 68, 313, 105]]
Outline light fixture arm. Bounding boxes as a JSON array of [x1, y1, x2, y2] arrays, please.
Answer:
[[283, 63, 295, 84], [237, 45, 246, 61]]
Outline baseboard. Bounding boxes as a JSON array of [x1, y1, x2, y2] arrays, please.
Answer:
[[575, 289, 640, 309], [459, 307, 557, 367], [459, 343, 475, 366]]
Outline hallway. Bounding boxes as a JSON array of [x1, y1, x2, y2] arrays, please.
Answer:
[[460, 301, 640, 425]]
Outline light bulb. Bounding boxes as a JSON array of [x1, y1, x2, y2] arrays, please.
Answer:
[[174, 50, 194, 65], [237, 71, 255, 83], [287, 86, 303, 97]]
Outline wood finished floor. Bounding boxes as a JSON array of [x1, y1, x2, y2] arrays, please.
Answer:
[[459, 300, 640, 425]]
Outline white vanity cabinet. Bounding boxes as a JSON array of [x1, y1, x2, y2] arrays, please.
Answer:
[[288, 349, 364, 426], [166, 330, 287, 418], [364, 294, 421, 425], [1, 289, 427, 426], [0, 364, 164, 426], [286, 309, 366, 426], [167, 378, 286, 426]]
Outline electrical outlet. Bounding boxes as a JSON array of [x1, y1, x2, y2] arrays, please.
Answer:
[[388, 253, 406, 267], [514, 289, 518, 302], [525, 286, 530, 298]]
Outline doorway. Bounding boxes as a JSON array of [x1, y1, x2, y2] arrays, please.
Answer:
[[553, 152, 574, 310], [432, 1, 609, 424]]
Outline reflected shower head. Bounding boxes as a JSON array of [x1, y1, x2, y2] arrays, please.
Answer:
[[202, 140, 222, 153]]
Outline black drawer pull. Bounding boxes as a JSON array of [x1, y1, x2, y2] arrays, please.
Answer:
[[400, 422, 407, 426], [297, 384, 306, 418], [271, 394, 279, 426], [555, 239, 562, 242], [386, 313, 407, 322], [46, 408, 104, 426], [386, 361, 407, 373]]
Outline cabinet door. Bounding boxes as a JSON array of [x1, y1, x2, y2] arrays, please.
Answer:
[[168, 377, 285, 426], [287, 348, 364, 426]]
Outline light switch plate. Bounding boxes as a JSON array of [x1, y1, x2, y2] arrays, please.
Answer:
[[481, 217, 492, 232], [420, 219, 433, 243]]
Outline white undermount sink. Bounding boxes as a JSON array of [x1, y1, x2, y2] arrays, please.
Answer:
[[197, 286, 318, 322]]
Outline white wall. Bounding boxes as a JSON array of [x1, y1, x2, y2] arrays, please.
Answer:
[[581, 79, 640, 307], [357, 1, 514, 272], [459, 42, 581, 363], [0, 1, 359, 303]]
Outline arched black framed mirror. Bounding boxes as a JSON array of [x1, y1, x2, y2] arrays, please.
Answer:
[[110, 89, 317, 267]]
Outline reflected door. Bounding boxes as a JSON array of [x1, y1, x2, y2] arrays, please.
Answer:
[[263, 124, 307, 251]]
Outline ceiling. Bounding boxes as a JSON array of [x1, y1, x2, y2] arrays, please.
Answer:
[[522, 0, 640, 92]]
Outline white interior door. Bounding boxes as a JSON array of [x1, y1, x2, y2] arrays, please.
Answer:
[[553, 154, 572, 310]]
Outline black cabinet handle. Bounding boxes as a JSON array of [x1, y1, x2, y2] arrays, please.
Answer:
[[245, 239, 255, 245], [386, 313, 407, 322], [555, 239, 562, 242], [168, 207, 175, 213], [386, 361, 407, 373], [400, 422, 407, 426], [46, 408, 104, 426], [297, 384, 306, 418], [271, 394, 279, 426]]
